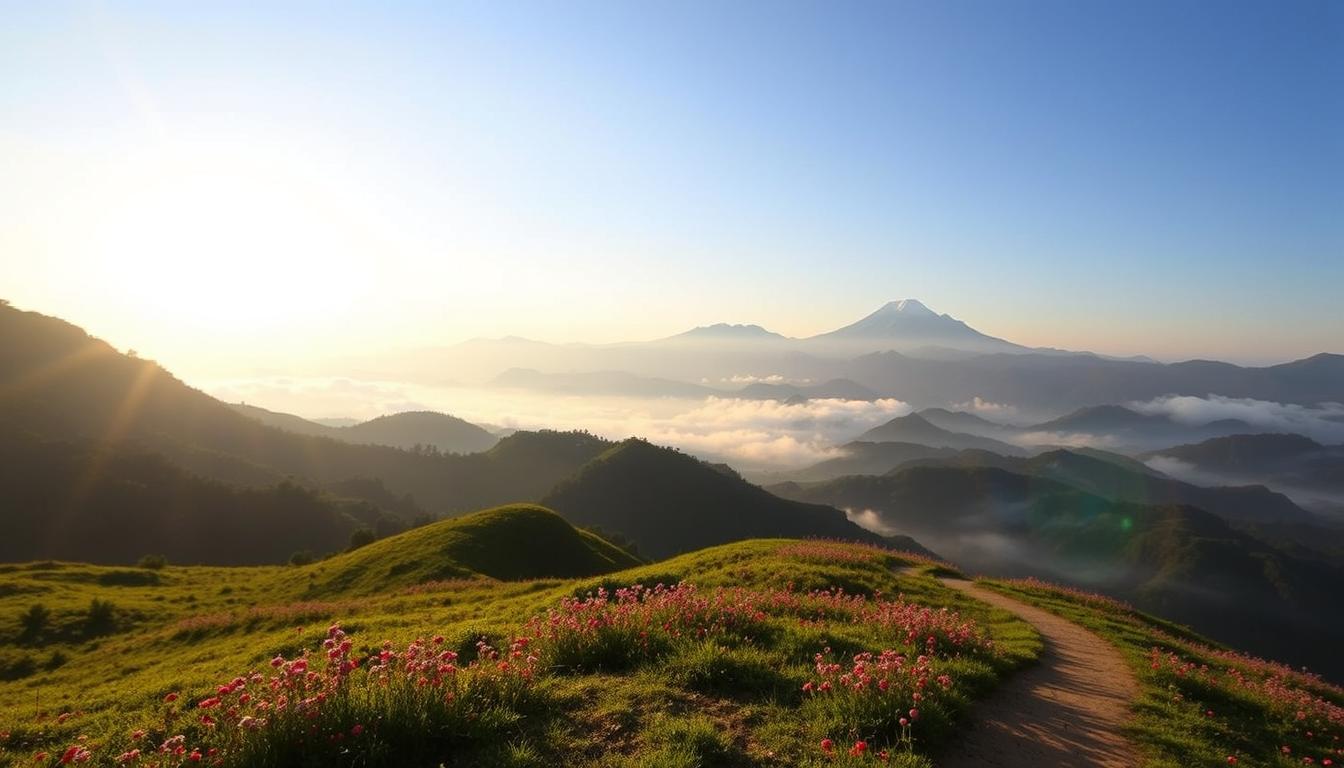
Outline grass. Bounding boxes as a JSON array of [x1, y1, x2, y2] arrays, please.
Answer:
[[0, 536, 1040, 767], [980, 577, 1344, 768]]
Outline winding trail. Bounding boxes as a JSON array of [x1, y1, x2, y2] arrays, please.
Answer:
[[936, 578, 1140, 768]]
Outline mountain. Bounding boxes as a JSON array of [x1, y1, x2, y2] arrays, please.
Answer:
[[917, 407, 1021, 436], [539, 438, 890, 559], [1029, 405, 1256, 443], [804, 299, 1028, 356], [665, 323, 787, 341], [857, 412, 1029, 455], [770, 441, 958, 482], [843, 351, 1344, 412], [232, 404, 499, 454], [888, 447, 1318, 526], [770, 464, 1344, 678], [1145, 433, 1344, 499], [309, 504, 640, 594]]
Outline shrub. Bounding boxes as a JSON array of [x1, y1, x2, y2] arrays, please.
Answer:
[[289, 550, 316, 566], [137, 554, 168, 570], [19, 603, 50, 641], [85, 598, 117, 636]]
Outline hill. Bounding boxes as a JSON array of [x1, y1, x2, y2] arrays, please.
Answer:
[[309, 504, 641, 594], [540, 439, 891, 558], [0, 432, 383, 565], [340, 411, 498, 453], [231, 405, 498, 454], [857, 412, 1028, 455]]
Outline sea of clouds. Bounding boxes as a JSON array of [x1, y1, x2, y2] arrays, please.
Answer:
[[206, 377, 913, 469]]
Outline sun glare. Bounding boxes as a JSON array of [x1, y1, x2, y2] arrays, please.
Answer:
[[82, 143, 382, 336]]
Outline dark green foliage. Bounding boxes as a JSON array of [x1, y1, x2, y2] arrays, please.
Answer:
[[347, 527, 376, 552], [289, 550, 316, 566], [137, 554, 168, 570], [85, 597, 116, 635], [18, 603, 49, 641], [542, 439, 885, 559]]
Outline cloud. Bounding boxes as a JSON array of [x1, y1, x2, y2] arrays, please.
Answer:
[[951, 397, 1020, 422], [843, 508, 901, 537], [628, 397, 912, 467], [1128, 395, 1344, 443], [1011, 431, 1122, 449], [204, 377, 911, 469]]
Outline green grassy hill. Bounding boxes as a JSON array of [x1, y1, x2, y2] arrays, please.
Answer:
[[308, 504, 641, 594]]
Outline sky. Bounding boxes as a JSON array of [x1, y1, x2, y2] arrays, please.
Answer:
[[2, 0, 1341, 377]]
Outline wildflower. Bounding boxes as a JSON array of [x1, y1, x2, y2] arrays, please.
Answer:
[[849, 740, 869, 756], [821, 738, 834, 754], [351, 724, 364, 736], [163, 692, 179, 703]]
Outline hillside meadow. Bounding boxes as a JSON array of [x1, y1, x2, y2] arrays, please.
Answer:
[[0, 509, 1039, 767]]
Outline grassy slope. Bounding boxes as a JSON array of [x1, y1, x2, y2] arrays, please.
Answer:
[[308, 505, 642, 595], [0, 539, 1040, 768], [979, 578, 1344, 768]]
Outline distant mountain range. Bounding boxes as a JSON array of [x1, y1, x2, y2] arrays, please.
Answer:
[[369, 299, 1343, 411]]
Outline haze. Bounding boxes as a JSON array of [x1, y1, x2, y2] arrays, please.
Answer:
[[3, 1, 1341, 381]]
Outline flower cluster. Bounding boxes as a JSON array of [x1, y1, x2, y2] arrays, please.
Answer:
[[1148, 646, 1344, 764], [523, 583, 769, 670], [804, 646, 953, 752]]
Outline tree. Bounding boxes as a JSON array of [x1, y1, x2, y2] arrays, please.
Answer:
[[289, 550, 316, 566]]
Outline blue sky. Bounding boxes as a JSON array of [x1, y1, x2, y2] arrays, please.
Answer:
[[1, 0, 1340, 371]]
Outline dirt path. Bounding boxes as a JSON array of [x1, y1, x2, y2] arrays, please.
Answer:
[[936, 579, 1140, 768]]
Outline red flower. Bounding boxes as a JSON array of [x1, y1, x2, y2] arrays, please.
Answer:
[[820, 738, 834, 754], [163, 692, 179, 703]]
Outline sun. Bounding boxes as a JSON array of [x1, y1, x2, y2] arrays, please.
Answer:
[[79, 140, 382, 337]]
